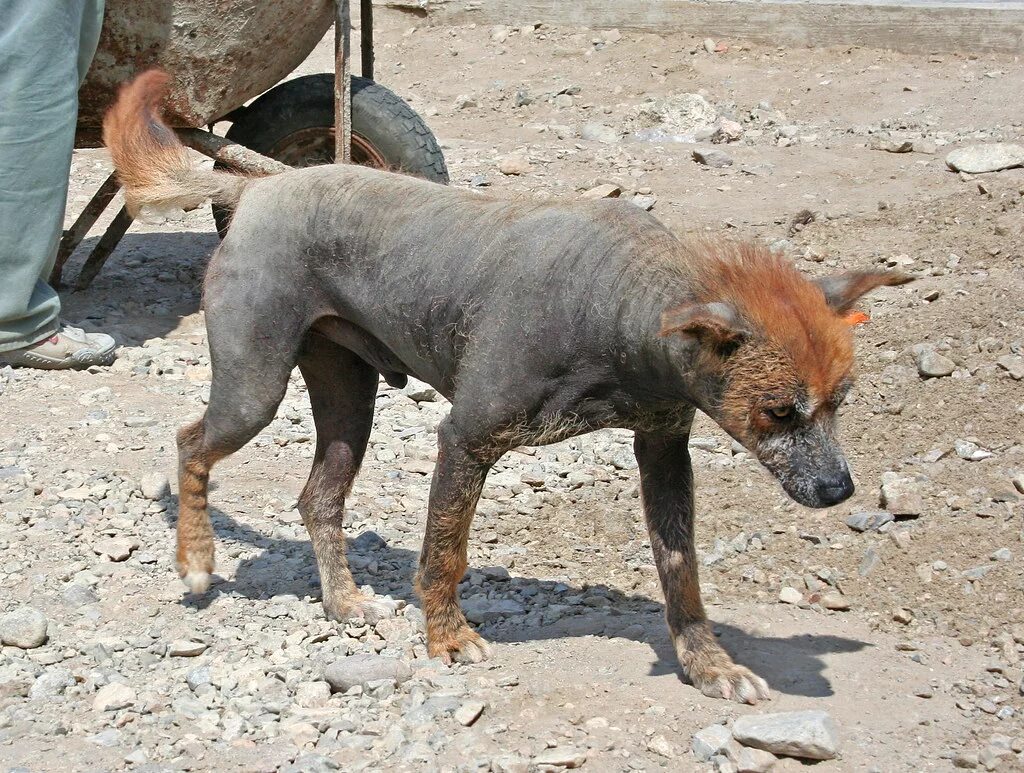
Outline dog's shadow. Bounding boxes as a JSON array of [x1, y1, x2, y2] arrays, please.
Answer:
[[164, 499, 868, 699]]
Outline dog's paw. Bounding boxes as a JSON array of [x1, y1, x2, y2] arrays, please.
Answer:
[[428, 625, 492, 665], [690, 662, 771, 704], [177, 554, 214, 595], [325, 594, 400, 625], [180, 570, 211, 594]]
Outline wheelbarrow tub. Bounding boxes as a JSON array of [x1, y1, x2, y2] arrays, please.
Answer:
[[76, 0, 335, 146]]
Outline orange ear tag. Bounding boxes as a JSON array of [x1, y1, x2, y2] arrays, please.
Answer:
[[844, 311, 870, 326]]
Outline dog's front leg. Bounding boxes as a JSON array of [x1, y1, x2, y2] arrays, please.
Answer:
[[415, 418, 495, 664], [634, 431, 771, 704]]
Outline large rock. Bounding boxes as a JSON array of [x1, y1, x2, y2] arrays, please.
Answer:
[[323, 654, 412, 692], [732, 710, 840, 760], [946, 143, 1024, 173], [0, 606, 49, 649]]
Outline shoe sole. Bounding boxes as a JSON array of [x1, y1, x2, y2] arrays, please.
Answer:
[[0, 344, 117, 370]]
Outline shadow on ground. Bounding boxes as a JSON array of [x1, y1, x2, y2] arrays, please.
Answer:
[[164, 498, 869, 699], [57, 232, 219, 344]]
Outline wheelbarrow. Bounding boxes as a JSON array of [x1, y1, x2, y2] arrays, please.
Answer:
[[55, 0, 448, 289]]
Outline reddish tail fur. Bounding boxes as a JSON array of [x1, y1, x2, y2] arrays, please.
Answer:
[[103, 69, 247, 215]]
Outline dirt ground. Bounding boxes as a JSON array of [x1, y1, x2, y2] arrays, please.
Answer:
[[2, 13, 1023, 773]]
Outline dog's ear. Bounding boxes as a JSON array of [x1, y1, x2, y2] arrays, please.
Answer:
[[660, 302, 748, 352], [816, 271, 914, 314]]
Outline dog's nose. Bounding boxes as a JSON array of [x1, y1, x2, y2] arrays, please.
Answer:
[[816, 473, 854, 506]]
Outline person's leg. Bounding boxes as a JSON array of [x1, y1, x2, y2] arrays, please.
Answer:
[[0, 0, 113, 368]]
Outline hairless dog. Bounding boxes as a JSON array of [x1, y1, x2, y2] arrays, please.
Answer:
[[104, 71, 911, 704]]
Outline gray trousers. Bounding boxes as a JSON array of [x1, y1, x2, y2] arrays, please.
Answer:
[[0, 0, 105, 351]]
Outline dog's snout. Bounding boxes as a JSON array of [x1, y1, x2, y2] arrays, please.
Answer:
[[815, 473, 854, 506]]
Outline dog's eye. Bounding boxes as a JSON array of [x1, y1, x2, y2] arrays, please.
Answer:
[[767, 405, 793, 420]]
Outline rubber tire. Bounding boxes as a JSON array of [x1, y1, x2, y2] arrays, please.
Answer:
[[213, 74, 448, 233]]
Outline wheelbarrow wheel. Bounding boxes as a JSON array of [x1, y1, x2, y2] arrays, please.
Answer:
[[213, 74, 448, 235]]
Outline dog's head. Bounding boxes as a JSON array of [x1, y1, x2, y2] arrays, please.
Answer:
[[661, 246, 911, 508]]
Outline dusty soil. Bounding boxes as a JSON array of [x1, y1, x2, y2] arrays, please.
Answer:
[[2, 14, 1023, 773]]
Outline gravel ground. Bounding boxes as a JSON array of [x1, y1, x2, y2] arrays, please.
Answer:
[[1, 16, 1023, 773]]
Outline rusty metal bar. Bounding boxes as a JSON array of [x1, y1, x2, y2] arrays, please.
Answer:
[[75, 205, 134, 290], [50, 173, 122, 287], [335, 0, 352, 163], [178, 128, 291, 175], [360, 0, 374, 81]]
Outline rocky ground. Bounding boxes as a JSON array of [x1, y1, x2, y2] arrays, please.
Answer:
[[2, 14, 1024, 773]]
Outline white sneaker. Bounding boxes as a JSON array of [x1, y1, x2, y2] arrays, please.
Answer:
[[0, 325, 116, 370]]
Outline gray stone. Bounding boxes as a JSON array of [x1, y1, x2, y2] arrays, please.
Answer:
[[869, 135, 913, 153], [498, 155, 532, 175], [0, 606, 49, 648], [846, 510, 894, 532], [167, 640, 208, 657], [93, 538, 135, 562], [626, 93, 717, 137], [186, 666, 212, 692], [732, 710, 840, 760], [953, 751, 979, 769], [962, 565, 994, 581], [693, 723, 734, 761], [859, 547, 881, 577], [915, 349, 956, 378], [880, 472, 924, 516], [693, 148, 734, 168], [323, 654, 412, 692], [580, 123, 620, 144], [533, 747, 586, 768], [946, 143, 1024, 173], [647, 735, 676, 757], [29, 667, 75, 700], [124, 416, 157, 428], [954, 439, 992, 461], [279, 755, 339, 773], [140, 472, 170, 501], [779, 587, 802, 605], [996, 355, 1024, 380], [820, 592, 850, 611], [463, 597, 526, 624], [87, 729, 123, 748], [729, 746, 778, 773], [93, 682, 136, 711], [454, 699, 486, 726], [581, 183, 622, 200], [62, 583, 98, 607]]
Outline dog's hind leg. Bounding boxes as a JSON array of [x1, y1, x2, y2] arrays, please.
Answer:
[[176, 302, 299, 594], [296, 334, 390, 623]]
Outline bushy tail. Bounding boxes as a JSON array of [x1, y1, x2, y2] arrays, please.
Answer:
[[103, 70, 247, 215]]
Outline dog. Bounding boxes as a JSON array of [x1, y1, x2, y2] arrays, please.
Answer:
[[104, 71, 910, 704]]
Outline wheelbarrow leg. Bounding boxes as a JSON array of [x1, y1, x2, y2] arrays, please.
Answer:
[[75, 205, 133, 290], [335, 0, 352, 163], [49, 173, 121, 287], [360, 0, 374, 81]]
